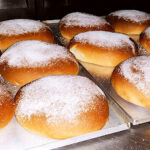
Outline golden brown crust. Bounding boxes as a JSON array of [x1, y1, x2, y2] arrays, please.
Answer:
[[139, 31, 150, 51], [59, 23, 113, 41], [111, 65, 150, 108], [0, 84, 14, 129], [69, 40, 138, 67], [0, 59, 79, 86], [80, 61, 115, 79], [15, 90, 109, 139], [106, 15, 150, 34], [128, 34, 140, 42], [0, 28, 54, 52]]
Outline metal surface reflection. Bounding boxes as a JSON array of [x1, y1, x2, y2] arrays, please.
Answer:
[[57, 123, 150, 150]]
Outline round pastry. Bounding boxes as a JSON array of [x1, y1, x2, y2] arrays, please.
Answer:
[[0, 19, 54, 52], [111, 56, 150, 108], [107, 10, 150, 34], [59, 12, 113, 42], [106, 10, 150, 41], [69, 31, 138, 67], [0, 83, 14, 129], [140, 27, 150, 51], [15, 75, 109, 139], [0, 40, 79, 86]]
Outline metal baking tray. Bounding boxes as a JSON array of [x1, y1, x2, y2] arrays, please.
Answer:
[[0, 19, 131, 150], [79, 60, 150, 126], [44, 20, 150, 126], [0, 64, 130, 150], [88, 68, 150, 125]]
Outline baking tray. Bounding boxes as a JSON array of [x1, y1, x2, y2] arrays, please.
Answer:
[[0, 64, 130, 150], [0, 19, 130, 150], [79, 61, 150, 126], [44, 20, 150, 125]]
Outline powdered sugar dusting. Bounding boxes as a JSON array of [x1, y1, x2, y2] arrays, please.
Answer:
[[120, 56, 150, 95], [15, 75, 105, 123], [0, 19, 48, 36], [73, 31, 136, 54], [110, 10, 150, 23], [143, 27, 150, 38], [61, 12, 109, 27], [0, 40, 77, 68]]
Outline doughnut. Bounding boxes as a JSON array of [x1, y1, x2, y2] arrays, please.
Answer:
[[15, 75, 109, 139], [59, 12, 113, 42], [69, 31, 138, 67], [140, 27, 150, 51], [0, 40, 79, 86], [106, 10, 150, 41], [107, 10, 150, 34], [111, 56, 150, 108], [0, 19, 54, 52], [0, 83, 14, 129]]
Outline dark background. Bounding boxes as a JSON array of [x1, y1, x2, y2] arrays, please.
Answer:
[[0, 0, 150, 21]]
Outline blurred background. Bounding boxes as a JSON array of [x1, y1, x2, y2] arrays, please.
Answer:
[[0, 0, 150, 21]]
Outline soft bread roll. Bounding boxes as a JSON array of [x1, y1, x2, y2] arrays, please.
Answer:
[[0, 19, 54, 52], [140, 27, 150, 51], [111, 56, 150, 108], [15, 75, 109, 139], [107, 10, 150, 35], [80, 61, 114, 79], [59, 12, 113, 42], [69, 31, 138, 67], [0, 40, 79, 86], [0, 83, 14, 129]]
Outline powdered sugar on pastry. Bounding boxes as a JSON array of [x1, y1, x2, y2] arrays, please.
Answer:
[[61, 12, 109, 27], [15, 75, 105, 123], [0, 40, 77, 68], [73, 31, 136, 54], [142, 27, 150, 38], [110, 10, 150, 23], [0, 19, 49, 36], [120, 56, 150, 96]]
